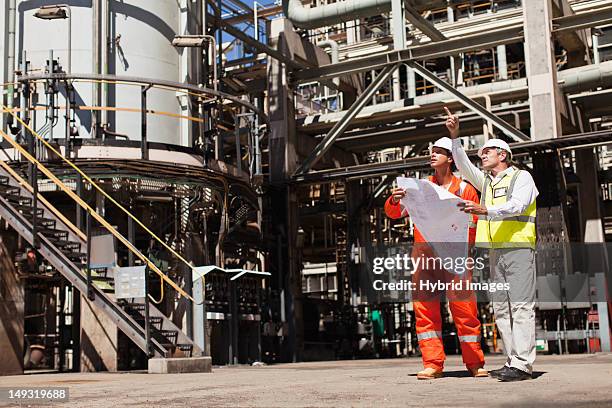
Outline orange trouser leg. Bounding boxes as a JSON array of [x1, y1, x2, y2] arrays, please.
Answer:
[[448, 296, 485, 369], [414, 300, 445, 370]]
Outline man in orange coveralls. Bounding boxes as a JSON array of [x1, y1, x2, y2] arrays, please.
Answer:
[[385, 136, 487, 380]]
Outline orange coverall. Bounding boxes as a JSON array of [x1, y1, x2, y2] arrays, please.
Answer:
[[385, 175, 485, 371]]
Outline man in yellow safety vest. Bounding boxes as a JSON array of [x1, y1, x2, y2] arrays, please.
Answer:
[[444, 107, 538, 382]]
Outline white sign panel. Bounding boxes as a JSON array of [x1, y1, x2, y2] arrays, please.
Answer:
[[113, 265, 146, 299]]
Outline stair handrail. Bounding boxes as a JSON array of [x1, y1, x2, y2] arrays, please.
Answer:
[[7, 107, 194, 266], [0, 111, 201, 304], [0, 159, 86, 242]]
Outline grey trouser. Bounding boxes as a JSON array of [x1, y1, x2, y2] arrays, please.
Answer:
[[489, 247, 536, 374]]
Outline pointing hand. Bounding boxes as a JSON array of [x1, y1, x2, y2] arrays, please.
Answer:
[[444, 106, 460, 139]]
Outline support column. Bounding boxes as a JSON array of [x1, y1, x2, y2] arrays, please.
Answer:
[[575, 149, 607, 259], [497, 44, 508, 80], [575, 148, 611, 352], [267, 19, 302, 362], [593, 33, 600, 64], [399, 0, 415, 100], [179, 0, 191, 148], [448, 5, 462, 87], [267, 19, 297, 184], [523, 0, 564, 140], [80, 191, 118, 371], [391, 0, 405, 101], [80, 296, 119, 371], [346, 181, 368, 307]]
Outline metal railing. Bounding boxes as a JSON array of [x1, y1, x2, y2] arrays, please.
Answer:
[[0, 105, 231, 355], [2, 106, 204, 301]]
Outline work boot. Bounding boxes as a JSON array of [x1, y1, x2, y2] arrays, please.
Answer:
[[468, 367, 488, 377], [416, 367, 443, 380], [489, 365, 511, 379], [498, 367, 532, 382]]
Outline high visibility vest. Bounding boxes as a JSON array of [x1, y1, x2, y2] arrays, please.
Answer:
[[475, 168, 536, 249]]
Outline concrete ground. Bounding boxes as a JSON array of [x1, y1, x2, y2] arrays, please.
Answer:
[[1, 353, 611, 407]]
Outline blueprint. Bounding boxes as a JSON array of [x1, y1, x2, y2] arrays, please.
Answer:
[[396, 177, 471, 274]]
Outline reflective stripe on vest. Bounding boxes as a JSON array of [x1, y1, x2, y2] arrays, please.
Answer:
[[417, 330, 442, 341], [475, 168, 537, 249], [482, 215, 536, 223], [458, 335, 481, 343]]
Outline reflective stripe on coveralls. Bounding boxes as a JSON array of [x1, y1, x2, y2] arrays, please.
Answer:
[[458, 335, 481, 343], [417, 331, 442, 341]]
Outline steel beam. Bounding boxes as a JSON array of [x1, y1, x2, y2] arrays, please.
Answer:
[[405, 60, 529, 142], [291, 129, 612, 183], [223, 5, 282, 25], [392, 0, 406, 101], [291, 7, 612, 84], [404, 3, 446, 41], [226, 0, 254, 14], [554, 5, 612, 33], [209, 13, 304, 71], [293, 64, 398, 176], [370, 175, 396, 200], [524, 0, 562, 140], [292, 26, 523, 83]]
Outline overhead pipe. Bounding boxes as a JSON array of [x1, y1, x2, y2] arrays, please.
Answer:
[[5, 0, 17, 128], [283, 0, 453, 29], [6, 0, 16, 84], [283, 0, 391, 30], [93, 0, 101, 138], [301, 60, 612, 126], [101, 0, 109, 128], [317, 40, 339, 87]]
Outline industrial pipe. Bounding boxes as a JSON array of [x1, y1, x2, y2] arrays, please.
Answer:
[[93, 0, 101, 138], [317, 40, 339, 86], [102, 0, 109, 128], [302, 60, 612, 126], [5, 0, 17, 126], [204, 35, 218, 93], [283, 0, 391, 30]]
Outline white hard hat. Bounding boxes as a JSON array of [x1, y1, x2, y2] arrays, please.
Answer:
[[431, 137, 452, 152], [478, 139, 512, 159]]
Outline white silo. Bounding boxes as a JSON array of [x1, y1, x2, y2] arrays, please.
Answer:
[[14, 0, 187, 146]]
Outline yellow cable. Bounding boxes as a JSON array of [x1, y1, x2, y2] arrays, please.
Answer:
[[148, 272, 165, 304]]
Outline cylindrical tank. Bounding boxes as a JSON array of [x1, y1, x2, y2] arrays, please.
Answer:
[[15, 0, 186, 145]]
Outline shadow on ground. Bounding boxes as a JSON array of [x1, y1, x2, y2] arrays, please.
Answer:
[[406, 370, 547, 379]]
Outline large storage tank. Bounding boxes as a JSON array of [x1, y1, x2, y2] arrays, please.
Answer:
[[14, 0, 185, 146]]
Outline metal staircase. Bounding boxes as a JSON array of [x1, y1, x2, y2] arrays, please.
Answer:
[[0, 109, 204, 364], [0, 165, 200, 359]]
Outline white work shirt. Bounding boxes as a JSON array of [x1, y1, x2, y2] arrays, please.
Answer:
[[451, 139, 539, 220]]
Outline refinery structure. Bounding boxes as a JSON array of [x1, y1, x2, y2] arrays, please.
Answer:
[[0, 0, 611, 375]]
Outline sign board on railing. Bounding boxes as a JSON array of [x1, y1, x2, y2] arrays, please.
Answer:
[[90, 234, 116, 268], [113, 265, 146, 298]]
